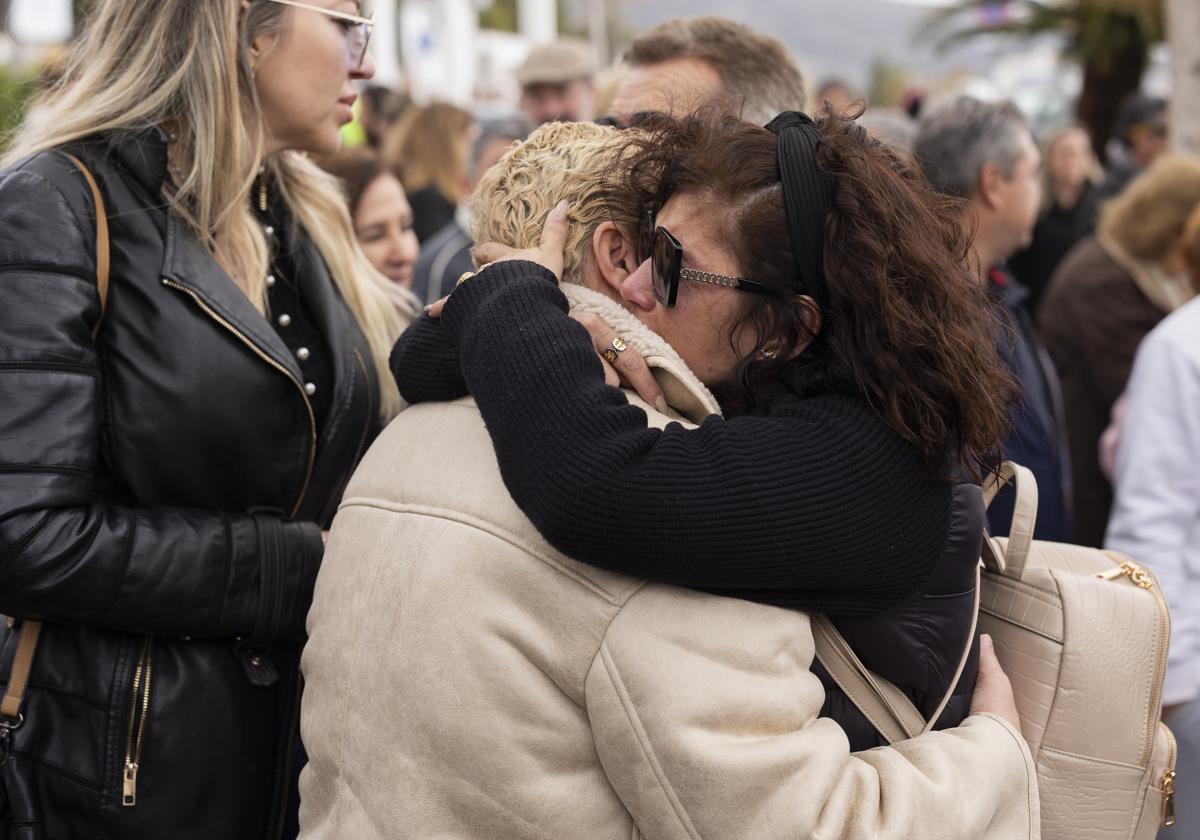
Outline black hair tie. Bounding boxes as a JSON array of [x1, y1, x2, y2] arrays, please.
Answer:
[[765, 111, 835, 309]]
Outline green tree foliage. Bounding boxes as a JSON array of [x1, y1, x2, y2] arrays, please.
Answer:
[[479, 0, 519, 33], [0, 65, 35, 154], [479, 0, 595, 37], [868, 58, 911, 108]]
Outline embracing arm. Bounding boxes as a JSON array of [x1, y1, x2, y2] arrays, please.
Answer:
[[390, 312, 468, 404], [0, 165, 319, 641], [439, 261, 950, 617]]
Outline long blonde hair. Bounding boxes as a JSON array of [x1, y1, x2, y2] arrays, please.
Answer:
[[383, 102, 473, 205], [4, 0, 410, 417], [1039, 123, 1102, 212]]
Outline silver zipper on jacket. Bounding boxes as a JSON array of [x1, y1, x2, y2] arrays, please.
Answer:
[[122, 636, 154, 807], [161, 278, 317, 517]]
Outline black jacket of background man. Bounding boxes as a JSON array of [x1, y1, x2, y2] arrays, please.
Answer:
[[988, 267, 1072, 542], [0, 129, 378, 839]]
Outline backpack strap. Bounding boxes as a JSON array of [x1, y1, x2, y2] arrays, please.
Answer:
[[0, 152, 110, 735], [812, 564, 982, 745], [982, 462, 1038, 575], [812, 614, 923, 743], [815, 460, 1037, 745]]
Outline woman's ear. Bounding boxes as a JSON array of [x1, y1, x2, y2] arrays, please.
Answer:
[[244, 2, 280, 70], [590, 221, 637, 296], [768, 295, 822, 360]]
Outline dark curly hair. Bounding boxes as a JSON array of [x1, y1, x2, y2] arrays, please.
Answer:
[[615, 107, 1017, 480]]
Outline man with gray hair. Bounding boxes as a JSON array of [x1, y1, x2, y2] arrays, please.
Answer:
[[915, 96, 1070, 543], [607, 16, 806, 126]]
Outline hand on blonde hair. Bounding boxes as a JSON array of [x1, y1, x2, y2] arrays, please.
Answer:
[[427, 201, 570, 319], [472, 199, 571, 280]]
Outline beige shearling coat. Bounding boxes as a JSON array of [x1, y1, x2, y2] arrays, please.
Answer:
[[299, 286, 1040, 840]]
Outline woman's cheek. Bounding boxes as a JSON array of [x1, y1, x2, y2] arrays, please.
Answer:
[[360, 240, 386, 273]]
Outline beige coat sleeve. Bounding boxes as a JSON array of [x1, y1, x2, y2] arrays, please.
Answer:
[[585, 584, 1040, 840]]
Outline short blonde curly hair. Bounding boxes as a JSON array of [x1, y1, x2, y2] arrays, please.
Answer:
[[470, 121, 637, 286]]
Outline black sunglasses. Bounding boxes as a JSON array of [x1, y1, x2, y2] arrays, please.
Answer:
[[650, 225, 778, 308]]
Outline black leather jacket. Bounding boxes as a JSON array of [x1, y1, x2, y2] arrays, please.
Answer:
[[0, 130, 379, 838]]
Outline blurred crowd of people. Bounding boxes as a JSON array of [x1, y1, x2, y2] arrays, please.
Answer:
[[1, 2, 1197, 839], [310, 27, 1200, 836], [321, 26, 1196, 562]]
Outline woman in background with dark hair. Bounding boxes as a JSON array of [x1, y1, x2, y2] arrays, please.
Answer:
[[395, 109, 1021, 750], [323, 148, 421, 289]]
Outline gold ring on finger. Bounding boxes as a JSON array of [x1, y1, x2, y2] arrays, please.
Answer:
[[601, 348, 619, 364], [611, 336, 628, 354]]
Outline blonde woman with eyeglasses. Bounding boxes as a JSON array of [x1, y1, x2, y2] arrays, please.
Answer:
[[0, 2, 412, 837]]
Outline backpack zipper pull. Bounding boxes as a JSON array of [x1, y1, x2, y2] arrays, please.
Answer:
[[1162, 769, 1177, 826], [1095, 561, 1154, 589]]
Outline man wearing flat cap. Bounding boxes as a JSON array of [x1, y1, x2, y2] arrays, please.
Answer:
[[516, 39, 596, 126]]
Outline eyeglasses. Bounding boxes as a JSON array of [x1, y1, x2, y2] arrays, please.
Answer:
[[266, 0, 374, 70], [650, 225, 778, 308]]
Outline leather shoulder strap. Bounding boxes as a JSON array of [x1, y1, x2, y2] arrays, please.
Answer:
[[812, 614, 921, 743], [60, 152, 110, 333], [1, 153, 110, 727], [812, 565, 982, 745], [0, 620, 42, 721]]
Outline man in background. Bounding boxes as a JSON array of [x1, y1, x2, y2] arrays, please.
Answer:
[[516, 40, 595, 126], [608, 16, 806, 126], [1097, 95, 1169, 201], [916, 96, 1071, 542]]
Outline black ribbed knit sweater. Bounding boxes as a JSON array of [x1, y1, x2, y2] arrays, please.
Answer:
[[391, 261, 952, 618]]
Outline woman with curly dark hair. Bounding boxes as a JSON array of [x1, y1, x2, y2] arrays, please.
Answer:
[[393, 109, 1019, 750]]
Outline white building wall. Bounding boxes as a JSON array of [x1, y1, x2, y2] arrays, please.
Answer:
[[396, 0, 479, 104], [389, 0, 557, 108]]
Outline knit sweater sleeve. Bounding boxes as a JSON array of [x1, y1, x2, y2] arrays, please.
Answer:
[[390, 313, 468, 404], [441, 261, 948, 617]]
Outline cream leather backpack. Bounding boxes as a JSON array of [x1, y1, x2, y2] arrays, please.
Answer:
[[814, 462, 1178, 839]]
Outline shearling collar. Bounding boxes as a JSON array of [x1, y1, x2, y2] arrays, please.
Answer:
[[561, 285, 722, 424]]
